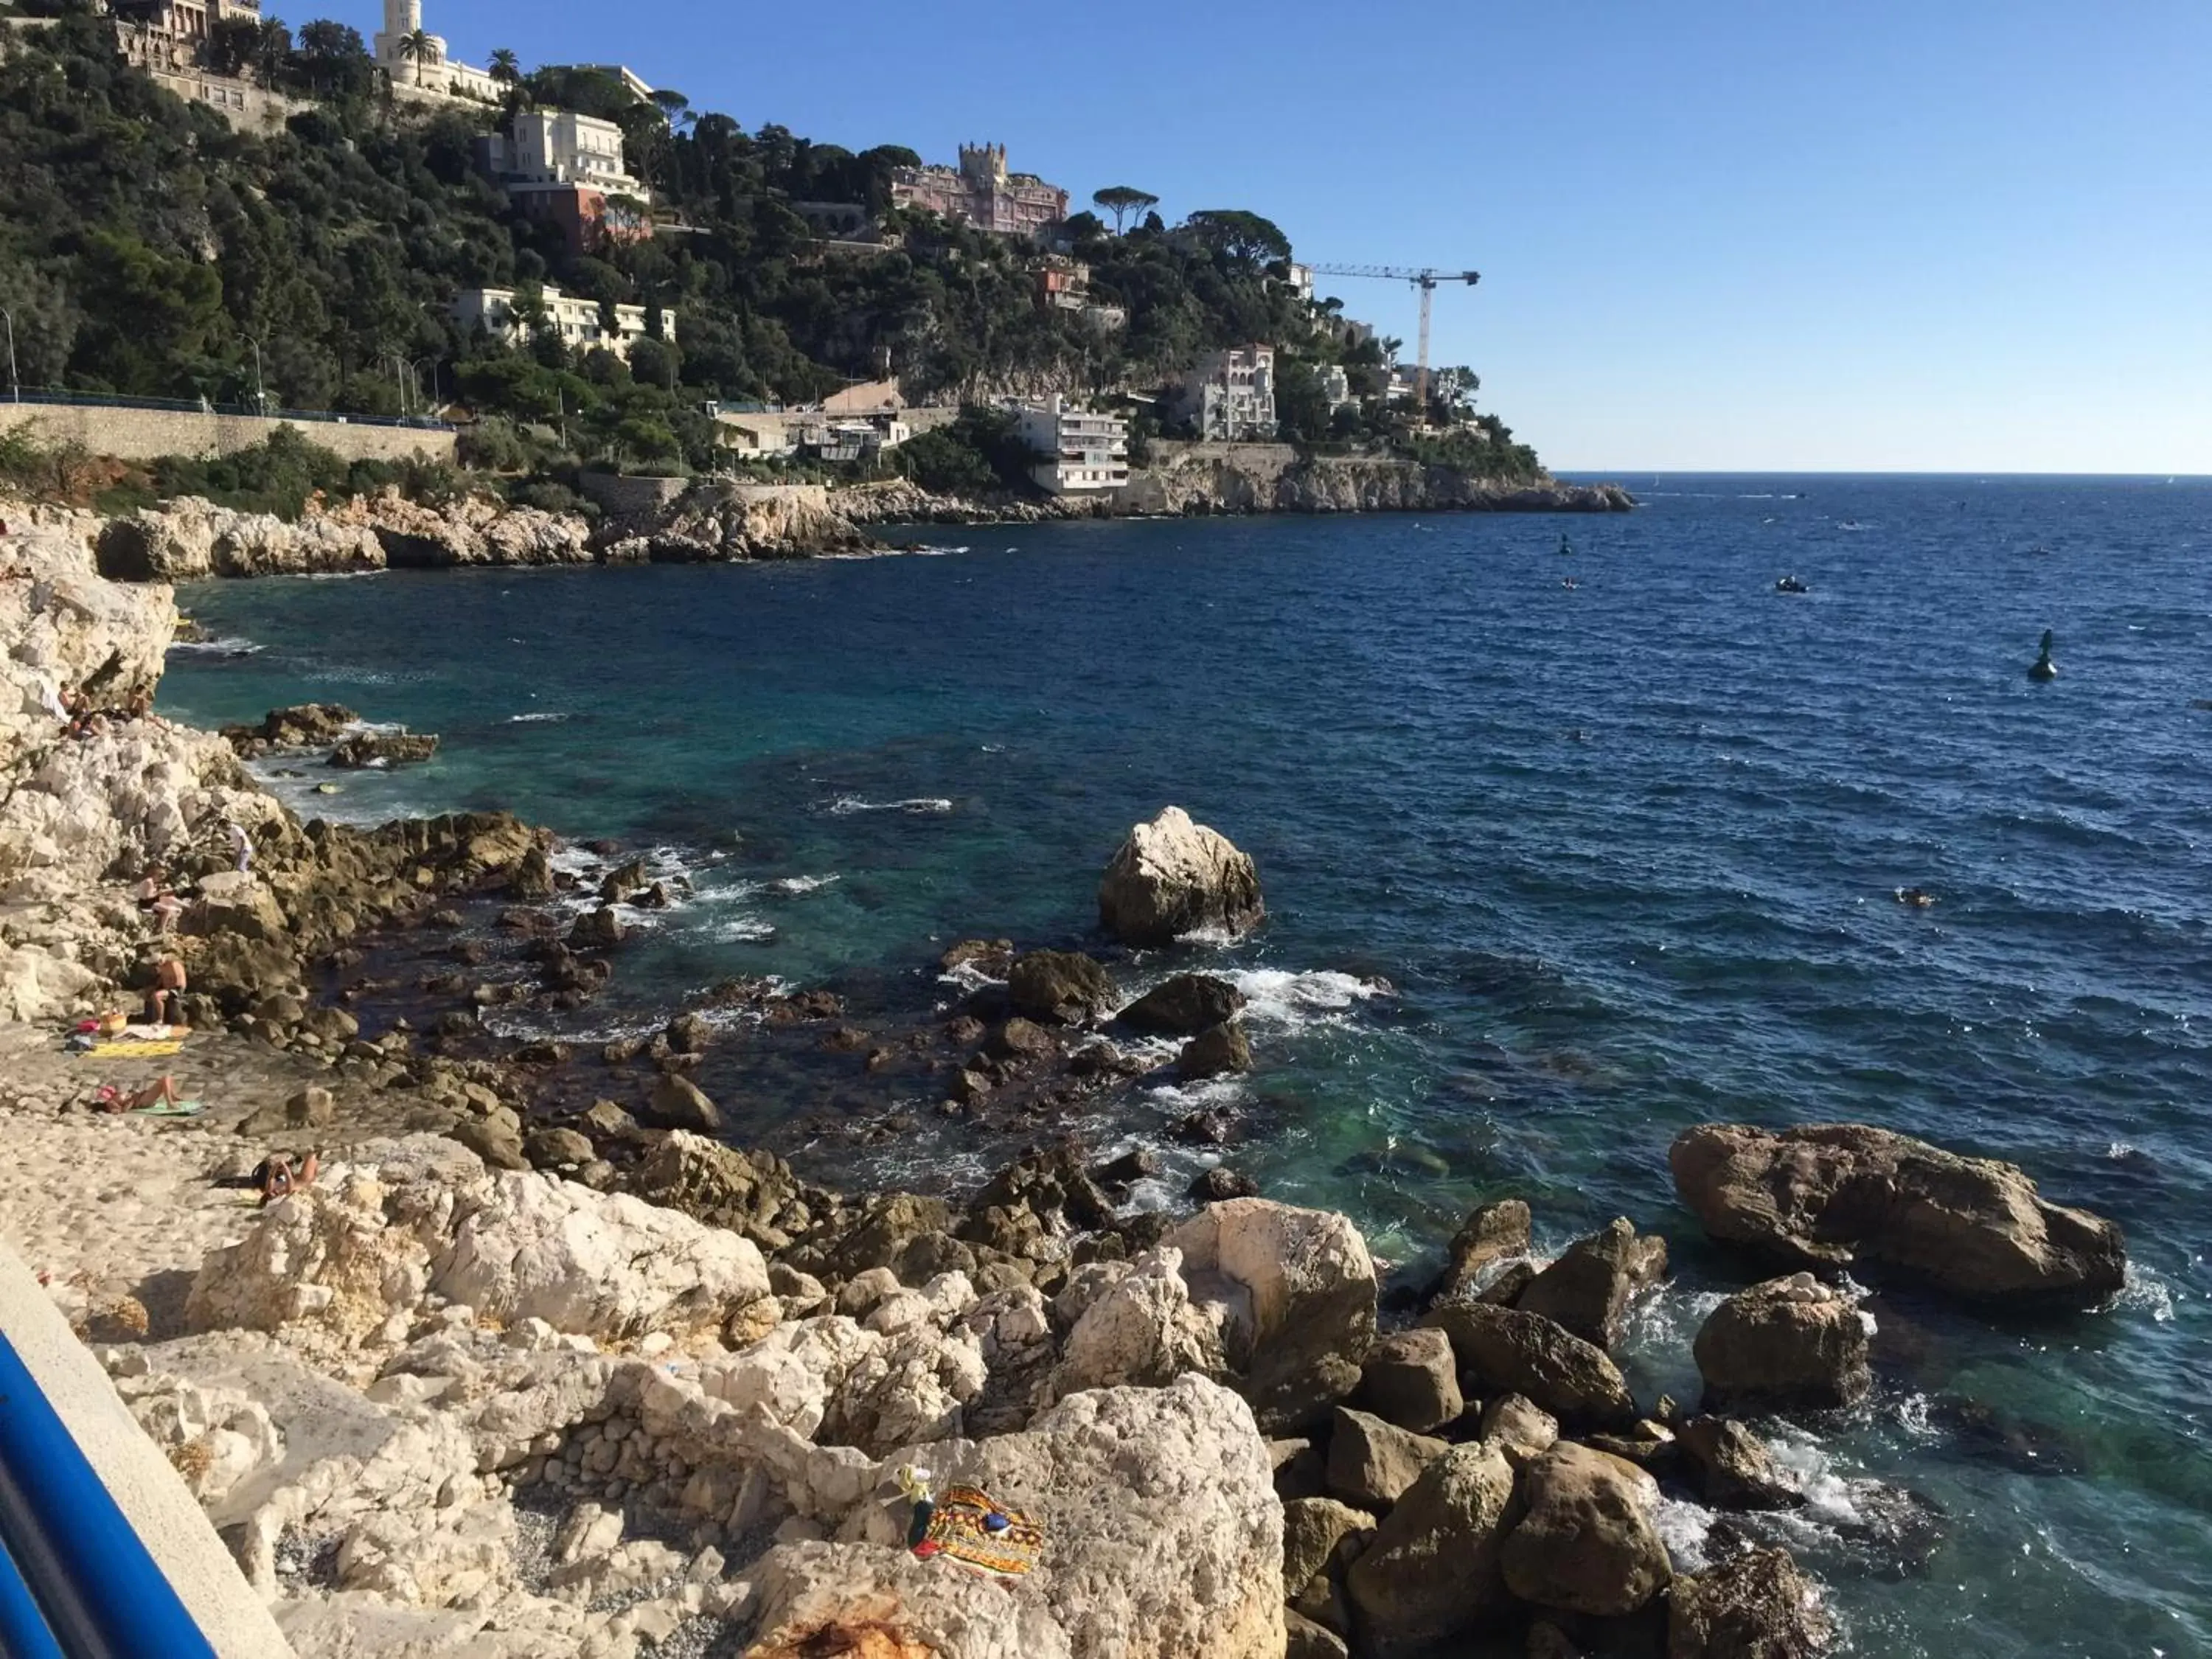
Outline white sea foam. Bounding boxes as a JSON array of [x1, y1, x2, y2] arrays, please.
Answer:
[[2106, 1139, 2135, 1158], [826, 795, 955, 816], [935, 958, 1003, 996], [771, 874, 840, 894], [507, 712, 571, 724], [167, 635, 261, 656], [709, 915, 777, 944], [1657, 1497, 1717, 1573], [1226, 967, 1389, 1032], [2115, 1261, 2178, 1323]]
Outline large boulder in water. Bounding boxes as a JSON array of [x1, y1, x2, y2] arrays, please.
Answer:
[[1692, 1273, 1870, 1412], [1117, 972, 1247, 1034], [1514, 1217, 1667, 1349], [1098, 806, 1264, 946], [1669, 1122, 2126, 1304], [1006, 950, 1117, 1024], [1667, 1545, 1835, 1658]]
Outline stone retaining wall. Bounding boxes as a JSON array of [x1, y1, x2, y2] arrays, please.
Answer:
[[1, 403, 456, 465]]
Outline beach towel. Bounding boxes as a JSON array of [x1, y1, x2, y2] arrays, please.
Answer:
[[130, 1100, 204, 1118], [86, 1040, 184, 1059]]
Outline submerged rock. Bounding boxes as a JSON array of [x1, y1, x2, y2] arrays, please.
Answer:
[[1098, 805, 1265, 946], [1669, 1122, 2126, 1304]]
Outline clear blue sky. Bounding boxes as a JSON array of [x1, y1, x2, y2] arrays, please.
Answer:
[[406, 1, 2210, 472]]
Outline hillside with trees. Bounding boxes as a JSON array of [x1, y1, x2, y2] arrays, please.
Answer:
[[0, 7, 1542, 490]]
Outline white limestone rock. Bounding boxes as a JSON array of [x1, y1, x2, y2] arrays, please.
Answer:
[[753, 1374, 1284, 1658]]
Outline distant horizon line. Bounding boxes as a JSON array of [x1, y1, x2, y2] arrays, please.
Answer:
[[1552, 468, 2210, 480]]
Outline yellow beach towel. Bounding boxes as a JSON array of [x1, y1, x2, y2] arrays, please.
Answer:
[[86, 1040, 184, 1059]]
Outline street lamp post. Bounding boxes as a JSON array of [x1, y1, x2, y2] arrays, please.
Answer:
[[247, 336, 266, 413], [2, 307, 18, 403]]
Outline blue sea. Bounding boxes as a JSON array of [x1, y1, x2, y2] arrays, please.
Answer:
[[161, 476, 2211, 1655]]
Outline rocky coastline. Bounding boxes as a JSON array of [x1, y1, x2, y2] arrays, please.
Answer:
[[63, 457, 1634, 584], [0, 504, 2134, 1657]]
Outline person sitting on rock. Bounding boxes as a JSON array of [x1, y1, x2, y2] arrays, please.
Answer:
[[94, 1076, 184, 1115], [255, 1155, 296, 1206], [135, 864, 184, 933], [144, 956, 187, 1026], [226, 819, 252, 874]]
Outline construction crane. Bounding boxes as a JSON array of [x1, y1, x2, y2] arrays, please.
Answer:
[[1304, 265, 1481, 414]]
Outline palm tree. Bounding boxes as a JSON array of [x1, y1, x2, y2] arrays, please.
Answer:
[[396, 28, 436, 79], [488, 47, 520, 84]]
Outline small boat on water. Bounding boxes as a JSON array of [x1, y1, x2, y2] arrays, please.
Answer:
[[1775, 574, 1810, 594]]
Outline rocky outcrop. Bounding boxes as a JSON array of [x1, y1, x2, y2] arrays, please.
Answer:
[[94, 492, 593, 581], [1427, 1197, 1534, 1304], [1098, 805, 1265, 946], [1514, 1217, 1667, 1349], [328, 730, 438, 768], [625, 480, 880, 560], [96, 497, 383, 580], [1500, 1442, 1672, 1617], [1692, 1273, 1871, 1412], [746, 1374, 1284, 1659], [1667, 1546, 1835, 1658], [1421, 1301, 1638, 1427], [1669, 1122, 2127, 1303], [1172, 1198, 1377, 1434], [1005, 949, 1118, 1023], [221, 703, 358, 757], [184, 1138, 772, 1352], [1114, 444, 1637, 518], [1116, 972, 1247, 1035], [1343, 1442, 1518, 1657]]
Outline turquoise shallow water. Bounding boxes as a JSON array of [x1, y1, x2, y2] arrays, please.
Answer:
[[163, 476, 2211, 1655]]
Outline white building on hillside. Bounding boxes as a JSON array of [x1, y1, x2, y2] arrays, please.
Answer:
[[451, 285, 670, 361], [375, 0, 501, 102], [1175, 345, 1277, 442], [1015, 396, 1129, 495], [484, 110, 642, 195]]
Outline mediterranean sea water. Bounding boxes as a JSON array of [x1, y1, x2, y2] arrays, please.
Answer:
[[161, 476, 2211, 1656]]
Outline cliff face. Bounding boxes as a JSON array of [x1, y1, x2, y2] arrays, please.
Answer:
[[1116, 442, 1635, 516], [606, 481, 880, 561], [0, 509, 277, 1019]]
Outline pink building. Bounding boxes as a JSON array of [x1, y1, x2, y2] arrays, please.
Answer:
[[891, 144, 1068, 239]]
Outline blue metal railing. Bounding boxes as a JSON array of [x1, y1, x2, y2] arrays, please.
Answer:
[[0, 1333, 218, 1658], [1, 386, 451, 432]]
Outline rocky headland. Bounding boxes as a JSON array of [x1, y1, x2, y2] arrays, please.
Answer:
[[0, 504, 2131, 1657], [63, 450, 1634, 585]]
